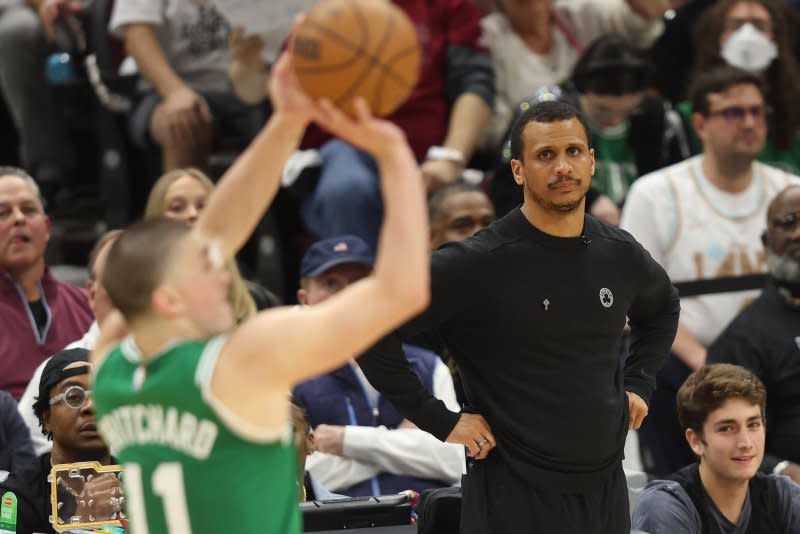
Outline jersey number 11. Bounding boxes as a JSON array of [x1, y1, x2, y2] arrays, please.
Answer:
[[125, 462, 192, 533]]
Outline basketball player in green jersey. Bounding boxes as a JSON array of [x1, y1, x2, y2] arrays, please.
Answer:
[[89, 46, 431, 534]]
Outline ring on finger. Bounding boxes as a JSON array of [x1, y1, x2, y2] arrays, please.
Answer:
[[478, 438, 490, 447]]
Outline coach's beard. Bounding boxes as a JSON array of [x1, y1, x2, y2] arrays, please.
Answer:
[[529, 176, 586, 213]]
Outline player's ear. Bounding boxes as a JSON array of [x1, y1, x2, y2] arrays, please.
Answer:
[[151, 285, 183, 318]]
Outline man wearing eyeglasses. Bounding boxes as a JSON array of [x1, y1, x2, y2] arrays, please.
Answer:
[[0, 348, 118, 534], [620, 66, 800, 477], [705, 184, 800, 486]]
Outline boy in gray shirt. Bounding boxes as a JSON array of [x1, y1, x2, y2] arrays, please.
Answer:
[[632, 364, 800, 533]]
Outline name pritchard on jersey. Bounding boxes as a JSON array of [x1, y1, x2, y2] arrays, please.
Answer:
[[98, 405, 219, 460]]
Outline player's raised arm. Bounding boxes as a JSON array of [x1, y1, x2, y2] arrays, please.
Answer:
[[226, 98, 429, 385], [195, 47, 317, 261]]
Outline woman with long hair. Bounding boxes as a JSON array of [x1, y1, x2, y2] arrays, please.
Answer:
[[144, 168, 264, 322]]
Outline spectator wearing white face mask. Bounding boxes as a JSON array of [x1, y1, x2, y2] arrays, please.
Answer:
[[675, 0, 800, 174]]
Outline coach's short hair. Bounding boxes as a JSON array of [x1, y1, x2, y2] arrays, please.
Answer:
[[677, 363, 766, 439], [509, 101, 592, 161], [103, 219, 190, 320]]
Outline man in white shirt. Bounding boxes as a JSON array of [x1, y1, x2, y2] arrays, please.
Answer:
[[621, 66, 800, 476], [292, 235, 464, 496], [109, 0, 261, 171], [18, 230, 120, 454]]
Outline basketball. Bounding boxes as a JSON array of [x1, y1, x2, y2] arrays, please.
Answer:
[[291, 0, 422, 117]]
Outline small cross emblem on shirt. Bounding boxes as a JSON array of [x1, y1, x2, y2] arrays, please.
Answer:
[[543, 298, 550, 311]]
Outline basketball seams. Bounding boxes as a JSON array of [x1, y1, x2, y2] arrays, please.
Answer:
[[330, 0, 378, 109], [373, 44, 421, 113], [296, 24, 418, 89], [293, 0, 421, 116], [348, 1, 397, 113], [378, 45, 422, 87], [295, 17, 367, 74], [296, 4, 415, 84]]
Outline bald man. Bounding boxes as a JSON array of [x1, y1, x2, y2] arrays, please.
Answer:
[[429, 183, 494, 250], [707, 184, 800, 485]]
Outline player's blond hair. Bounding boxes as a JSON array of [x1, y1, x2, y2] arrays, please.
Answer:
[[104, 218, 190, 320], [144, 168, 257, 323]]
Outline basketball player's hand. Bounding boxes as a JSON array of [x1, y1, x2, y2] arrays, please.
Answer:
[[447, 413, 495, 460], [268, 50, 317, 124], [315, 97, 409, 162], [163, 85, 213, 147], [268, 17, 318, 123], [421, 159, 463, 194], [626, 391, 648, 430], [313, 424, 346, 456], [229, 27, 265, 70]]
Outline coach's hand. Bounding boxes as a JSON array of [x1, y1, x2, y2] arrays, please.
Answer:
[[626, 391, 648, 430], [447, 413, 495, 460]]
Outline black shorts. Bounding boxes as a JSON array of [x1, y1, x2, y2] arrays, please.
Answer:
[[461, 453, 630, 534], [128, 89, 263, 150]]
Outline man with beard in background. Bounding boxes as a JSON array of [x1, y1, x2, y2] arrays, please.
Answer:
[[707, 184, 800, 486]]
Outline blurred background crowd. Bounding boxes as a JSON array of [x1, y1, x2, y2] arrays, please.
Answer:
[[2, 0, 800, 516]]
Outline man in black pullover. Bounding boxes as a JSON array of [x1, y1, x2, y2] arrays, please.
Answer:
[[359, 101, 680, 533], [707, 184, 800, 484]]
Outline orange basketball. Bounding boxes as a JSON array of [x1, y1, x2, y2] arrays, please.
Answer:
[[291, 0, 422, 117]]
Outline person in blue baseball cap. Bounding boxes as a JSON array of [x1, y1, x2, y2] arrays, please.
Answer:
[[300, 235, 375, 280], [293, 236, 464, 498]]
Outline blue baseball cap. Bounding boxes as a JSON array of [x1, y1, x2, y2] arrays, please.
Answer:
[[300, 235, 375, 278]]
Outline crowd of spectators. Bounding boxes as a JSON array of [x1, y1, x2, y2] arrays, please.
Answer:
[[3, 0, 800, 530]]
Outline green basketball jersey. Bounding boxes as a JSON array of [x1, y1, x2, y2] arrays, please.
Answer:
[[93, 336, 301, 534], [591, 121, 638, 205]]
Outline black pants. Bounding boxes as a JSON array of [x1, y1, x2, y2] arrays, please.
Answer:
[[460, 453, 630, 534], [637, 353, 695, 476]]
